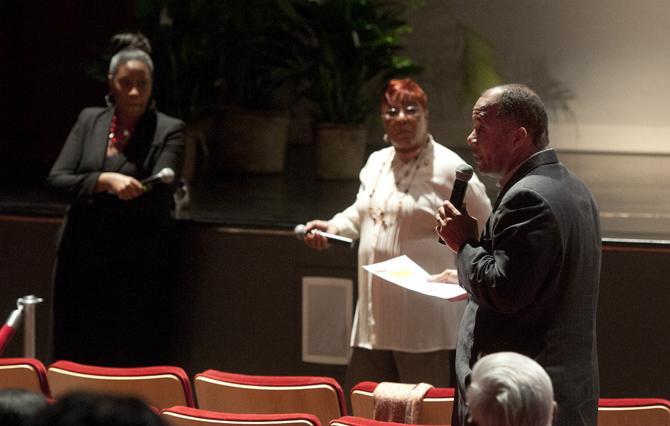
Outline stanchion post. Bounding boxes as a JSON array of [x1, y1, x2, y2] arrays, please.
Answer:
[[17, 295, 44, 358]]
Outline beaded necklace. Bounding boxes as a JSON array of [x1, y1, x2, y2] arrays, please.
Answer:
[[367, 142, 429, 229], [106, 114, 132, 156]]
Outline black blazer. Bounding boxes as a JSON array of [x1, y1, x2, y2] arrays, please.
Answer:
[[48, 106, 184, 224], [454, 149, 601, 426], [49, 107, 184, 199]]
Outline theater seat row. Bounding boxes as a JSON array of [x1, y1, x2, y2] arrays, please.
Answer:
[[0, 358, 346, 425], [1, 358, 668, 426]]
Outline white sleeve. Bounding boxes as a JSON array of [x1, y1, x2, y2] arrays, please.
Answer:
[[328, 150, 382, 240]]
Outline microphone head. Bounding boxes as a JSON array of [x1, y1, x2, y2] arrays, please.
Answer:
[[158, 168, 175, 183], [455, 163, 474, 182], [294, 224, 306, 239]]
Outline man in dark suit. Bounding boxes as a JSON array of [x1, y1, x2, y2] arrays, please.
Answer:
[[435, 84, 601, 426]]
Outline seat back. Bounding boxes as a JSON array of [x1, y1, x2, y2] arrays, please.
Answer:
[[47, 360, 194, 409], [350, 382, 454, 425], [194, 370, 346, 426], [330, 416, 424, 426], [0, 357, 50, 396], [161, 406, 322, 426], [598, 398, 670, 426]]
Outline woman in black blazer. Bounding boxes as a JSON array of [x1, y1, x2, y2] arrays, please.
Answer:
[[48, 34, 184, 366]]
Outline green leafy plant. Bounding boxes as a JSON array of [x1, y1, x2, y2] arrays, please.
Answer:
[[134, 0, 224, 121], [296, 0, 424, 125], [458, 24, 504, 109], [217, 0, 309, 112], [134, 0, 309, 117]]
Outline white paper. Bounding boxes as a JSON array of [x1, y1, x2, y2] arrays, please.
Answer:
[[363, 255, 467, 301]]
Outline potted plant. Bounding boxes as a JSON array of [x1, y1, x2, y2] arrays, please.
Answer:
[[135, 0, 308, 175], [296, 0, 423, 179], [133, 0, 225, 182], [209, 0, 308, 174]]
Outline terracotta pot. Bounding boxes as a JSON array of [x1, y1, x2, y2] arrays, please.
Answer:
[[315, 124, 367, 180], [210, 107, 289, 174]]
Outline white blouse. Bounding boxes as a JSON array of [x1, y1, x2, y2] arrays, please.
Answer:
[[330, 137, 491, 352]]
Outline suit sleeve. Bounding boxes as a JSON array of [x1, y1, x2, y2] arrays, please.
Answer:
[[457, 188, 562, 314], [47, 110, 102, 201]]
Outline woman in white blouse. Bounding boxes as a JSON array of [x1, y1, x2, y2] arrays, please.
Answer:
[[303, 79, 491, 394]]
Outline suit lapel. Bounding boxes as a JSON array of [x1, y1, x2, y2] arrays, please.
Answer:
[[140, 110, 160, 173], [91, 107, 115, 171]]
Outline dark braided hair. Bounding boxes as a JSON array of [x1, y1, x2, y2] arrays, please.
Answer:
[[108, 32, 154, 77]]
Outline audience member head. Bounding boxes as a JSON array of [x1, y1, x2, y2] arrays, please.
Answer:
[[0, 389, 47, 426], [466, 352, 556, 426], [29, 391, 165, 426]]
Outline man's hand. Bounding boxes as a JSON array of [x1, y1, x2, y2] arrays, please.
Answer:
[[435, 200, 479, 252], [428, 268, 459, 284]]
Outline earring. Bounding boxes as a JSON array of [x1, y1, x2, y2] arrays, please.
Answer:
[[104, 93, 114, 107], [383, 134, 389, 143]]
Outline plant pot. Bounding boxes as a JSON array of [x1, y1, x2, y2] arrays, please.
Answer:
[[315, 124, 367, 180], [210, 107, 289, 174]]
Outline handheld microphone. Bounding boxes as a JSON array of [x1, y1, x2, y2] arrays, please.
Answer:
[[438, 163, 474, 244], [294, 224, 355, 248], [450, 163, 474, 210], [142, 168, 175, 191]]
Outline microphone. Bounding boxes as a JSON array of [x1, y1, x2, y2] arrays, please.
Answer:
[[438, 163, 474, 244], [142, 168, 175, 190], [450, 163, 474, 210], [294, 224, 355, 248]]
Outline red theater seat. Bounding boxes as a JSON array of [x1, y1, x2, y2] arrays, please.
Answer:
[[47, 360, 194, 409], [598, 398, 670, 426], [330, 416, 442, 426], [350, 382, 454, 425], [161, 406, 322, 426], [194, 370, 346, 425], [0, 357, 50, 396]]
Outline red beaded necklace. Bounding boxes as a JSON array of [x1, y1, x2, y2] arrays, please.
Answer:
[[106, 114, 132, 155]]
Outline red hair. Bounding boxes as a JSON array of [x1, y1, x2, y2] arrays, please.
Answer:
[[382, 78, 428, 111]]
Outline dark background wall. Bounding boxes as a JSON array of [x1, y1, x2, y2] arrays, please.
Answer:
[[0, 0, 134, 185]]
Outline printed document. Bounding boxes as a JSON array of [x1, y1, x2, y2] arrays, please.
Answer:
[[363, 255, 467, 301]]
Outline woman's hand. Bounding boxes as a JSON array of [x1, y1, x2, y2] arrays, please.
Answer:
[[97, 172, 145, 201], [303, 220, 338, 251]]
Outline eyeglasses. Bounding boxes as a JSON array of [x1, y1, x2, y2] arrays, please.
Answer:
[[383, 104, 422, 120]]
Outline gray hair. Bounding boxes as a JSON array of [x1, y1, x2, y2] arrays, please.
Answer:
[[489, 84, 549, 149], [466, 352, 555, 426], [108, 47, 154, 77]]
